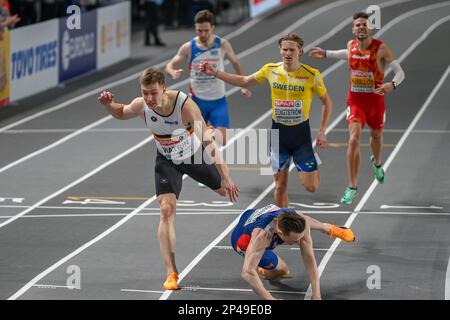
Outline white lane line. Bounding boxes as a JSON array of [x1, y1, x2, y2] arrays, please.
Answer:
[[0, 212, 241, 219], [179, 286, 306, 295], [306, 64, 450, 300], [0, 116, 112, 174], [445, 256, 450, 300], [0, 137, 153, 230], [121, 289, 164, 294], [0, 205, 242, 211], [160, 1, 450, 301], [0, 14, 264, 133], [380, 205, 443, 210], [33, 284, 77, 289], [125, 287, 305, 295]]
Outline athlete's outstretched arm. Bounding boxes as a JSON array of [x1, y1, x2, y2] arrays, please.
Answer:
[[98, 92, 143, 120], [309, 47, 348, 60], [181, 98, 239, 202], [241, 228, 276, 300], [299, 225, 321, 300], [165, 42, 190, 80], [221, 39, 252, 97], [199, 60, 259, 88]]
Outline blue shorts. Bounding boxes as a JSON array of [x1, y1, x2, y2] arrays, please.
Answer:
[[192, 95, 230, 128], [230, 210, 279, 270], [270, 119, 318, 173]]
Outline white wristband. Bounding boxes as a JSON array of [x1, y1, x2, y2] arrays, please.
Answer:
[[325, 49, 348, 60]]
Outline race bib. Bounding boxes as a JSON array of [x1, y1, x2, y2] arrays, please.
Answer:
[[273, 99, 303, 124], [156, 130, 194, 160], [351, 70, 375, 93]]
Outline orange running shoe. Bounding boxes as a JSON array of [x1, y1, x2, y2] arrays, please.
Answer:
[[328, 225, 355, 243], [257, 267, 290, 279], [163, 272, 179, 290]]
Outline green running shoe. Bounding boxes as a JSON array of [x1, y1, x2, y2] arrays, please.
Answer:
[[370, 155, 385, 184], [340, 187, 359, 204]]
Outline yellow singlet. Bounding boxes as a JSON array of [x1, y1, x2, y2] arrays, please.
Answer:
[[253, 62, 327, 126]]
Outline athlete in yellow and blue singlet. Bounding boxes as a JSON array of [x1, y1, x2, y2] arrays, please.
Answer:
[[200, 33, 333, 207]]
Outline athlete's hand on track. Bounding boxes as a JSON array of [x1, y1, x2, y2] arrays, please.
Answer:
[[222, 177, 239, 203], [199, 61, 216, 76], [316, 132, 327, 148], [309, 47, 326, 59], [98, 91, 114, 106], [374, 82, 394, 95], [168, 68, 183, 80], [240, 88, 252, 97]]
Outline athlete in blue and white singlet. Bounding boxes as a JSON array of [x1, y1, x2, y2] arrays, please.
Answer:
[[166, 9, 251, 144]]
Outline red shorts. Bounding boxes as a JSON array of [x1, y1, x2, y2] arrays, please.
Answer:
[[346, 93, 386, 129]]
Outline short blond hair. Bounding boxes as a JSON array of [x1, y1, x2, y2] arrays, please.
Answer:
[[140, 67, 165, 87], [278, 33, 304, 49]]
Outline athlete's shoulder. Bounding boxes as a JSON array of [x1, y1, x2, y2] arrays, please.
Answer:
[[179, 41, 192, 54], [300, 63, 321, 76], [260, 61, 283, 70], [166, 90, 186, 103], [373, 38, 383, 45]]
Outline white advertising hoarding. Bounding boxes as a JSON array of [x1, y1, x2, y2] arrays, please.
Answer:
[[97, 1, 131, 69], [9, 20, 59, 101]]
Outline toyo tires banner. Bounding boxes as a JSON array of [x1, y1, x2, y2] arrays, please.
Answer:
[[9, 20, 59, 101], [6, 2, 131, 104]]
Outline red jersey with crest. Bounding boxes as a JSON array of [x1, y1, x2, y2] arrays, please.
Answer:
[[346, 38, 386, 129]]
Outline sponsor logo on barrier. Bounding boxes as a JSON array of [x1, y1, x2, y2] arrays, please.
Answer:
[[9, 20, 59, 101], [61, 30, 95, 71], [96, 2, 130, 69], [11, 41, 57, 80], [59, 10, 96, 82]]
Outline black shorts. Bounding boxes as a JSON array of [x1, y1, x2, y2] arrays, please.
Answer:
[[154, 151, 222, 198]]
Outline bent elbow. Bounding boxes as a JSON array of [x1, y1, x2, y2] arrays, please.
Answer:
[[241, 269, 254, 283]]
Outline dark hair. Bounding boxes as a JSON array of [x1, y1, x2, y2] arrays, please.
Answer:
[[278, 33, 304, 49], [353, 11, 369, 20], [194, 10, 214, 25], [140, 67, 165, 87], [277, 210, 306, 235]]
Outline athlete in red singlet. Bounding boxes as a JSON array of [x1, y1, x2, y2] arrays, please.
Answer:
[[309, 11, 405, 204]]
